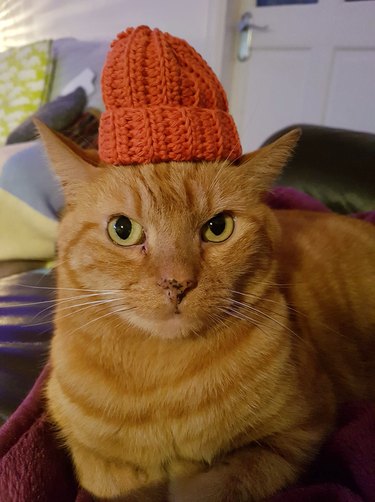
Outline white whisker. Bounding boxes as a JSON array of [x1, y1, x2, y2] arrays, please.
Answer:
[[9, 283, 123, 293], [34, 297, 124, 324], [230, 289, 302, 316], [229, 298, 295, 335], [218, 306, 271, 340], [3, 291, 120, 309], [65, 305, 135, 337]]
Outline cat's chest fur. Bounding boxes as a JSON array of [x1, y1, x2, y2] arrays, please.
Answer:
[[49, 308, 292, 479]]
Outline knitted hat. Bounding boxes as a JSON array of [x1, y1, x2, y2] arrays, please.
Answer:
[[99, 26, 242, 165]]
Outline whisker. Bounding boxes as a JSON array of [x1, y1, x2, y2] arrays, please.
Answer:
[[53, 299, 126, 323], [218, 307, 271, 340], [228, 295, 296, 322], [7, 283, 124, 293], [229, 293, 344, 341], [26, 300, 130, 328], [1, 291, 120, 309], [34, 297, 124, 324], [226, 299, 315, 349], [65, 305, 136, 337], [229, 298, 298, 335], [230, 289, 305, 317]]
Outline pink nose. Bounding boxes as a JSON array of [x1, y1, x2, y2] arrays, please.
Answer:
[[158, 278, 197, 305]]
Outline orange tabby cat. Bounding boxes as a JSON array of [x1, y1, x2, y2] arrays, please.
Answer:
[[36, 120, 375, 502]]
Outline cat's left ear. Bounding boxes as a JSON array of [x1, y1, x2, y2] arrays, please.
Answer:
[[236, 128, 301, 193], [34, 118, 100, 200]]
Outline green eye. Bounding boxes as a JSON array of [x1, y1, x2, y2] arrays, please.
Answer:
[[201, 213, 234, 243], [107, 215, 144, 246]]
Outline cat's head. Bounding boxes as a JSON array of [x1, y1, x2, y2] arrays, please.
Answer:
[[36, 120, 299, 339]]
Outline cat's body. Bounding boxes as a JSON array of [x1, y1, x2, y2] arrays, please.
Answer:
[[37, 122, 375, 502]]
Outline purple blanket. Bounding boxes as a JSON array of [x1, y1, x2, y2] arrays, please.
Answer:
[[1, 187, 374, 502]]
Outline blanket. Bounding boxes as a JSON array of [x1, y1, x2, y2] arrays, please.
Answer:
[[0, 187, 374, 502], [0, 106, 99, 262]]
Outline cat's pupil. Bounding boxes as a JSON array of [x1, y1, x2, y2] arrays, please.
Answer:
[[209, 213, 226, 236], [114, 216, 132, 240]]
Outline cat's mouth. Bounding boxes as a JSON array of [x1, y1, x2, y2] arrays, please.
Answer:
[[121, 304, 200, 339]]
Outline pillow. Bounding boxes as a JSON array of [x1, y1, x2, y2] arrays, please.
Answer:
[[265, 125, 375, 214], [50, 38, 110, 110], [0, 142, 31, 177], [0, 141, 62, 261], [0, 40, 53, 145], [6, 87, 87, 144]]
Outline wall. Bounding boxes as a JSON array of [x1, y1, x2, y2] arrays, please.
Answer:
[[0, 0, 230, 78]]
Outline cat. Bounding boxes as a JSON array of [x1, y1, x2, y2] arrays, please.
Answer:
[[36, 119, 375, 502]]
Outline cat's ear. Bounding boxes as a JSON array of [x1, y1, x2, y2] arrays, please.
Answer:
[[237, 128, 301, 194], [34, 118, 101, 200]]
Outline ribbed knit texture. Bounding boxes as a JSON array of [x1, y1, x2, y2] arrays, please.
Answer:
[[99, 26, 242, 165]]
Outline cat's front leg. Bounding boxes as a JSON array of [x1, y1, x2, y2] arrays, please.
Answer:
[[169, 431, 323, 502], [169, 448, 296, 502], [69, 441, 167, 501]]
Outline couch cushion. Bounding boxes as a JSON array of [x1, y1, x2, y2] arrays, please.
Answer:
[[6, 87, 87, 145], [0, 41, 53, 145], [0, 142, 31, 177], [50, 38, 110, 110], [264, 125, 375, 214], [0, 142, 62, 261]]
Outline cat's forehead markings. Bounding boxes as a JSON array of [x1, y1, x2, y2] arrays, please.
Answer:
[[102, 161, 237, 219], [101, 167, 150, 217]]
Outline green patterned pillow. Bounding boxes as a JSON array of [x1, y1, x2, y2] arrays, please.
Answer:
[[0, 40, 53, 145]]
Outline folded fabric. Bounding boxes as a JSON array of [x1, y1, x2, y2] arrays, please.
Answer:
[[0, 142, 31, 178], [0, 269, 54, 424], [0, 40, 53, 145], [60, 107, 100, 149], [6, 87, 87, 145], [0, 110, 100, 262], [0, 188, 374, 501], [0, 142, 63, 261], [2, 368, 374, 502]]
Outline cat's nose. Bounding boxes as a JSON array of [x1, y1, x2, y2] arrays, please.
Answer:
[[158, 278, 197, 306]]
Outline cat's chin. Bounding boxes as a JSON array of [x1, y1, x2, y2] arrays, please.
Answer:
[[126, 312, 201, 340]]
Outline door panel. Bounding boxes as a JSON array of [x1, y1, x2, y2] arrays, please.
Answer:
[[325, 49, 375, 131], [229, 0, 375, 150], [239, 49, 310, 146]]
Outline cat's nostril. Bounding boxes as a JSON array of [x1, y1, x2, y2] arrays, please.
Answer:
[[158, 278, 197, 305]]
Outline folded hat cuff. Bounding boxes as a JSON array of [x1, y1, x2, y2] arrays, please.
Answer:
[[98, 105, 242, 165]]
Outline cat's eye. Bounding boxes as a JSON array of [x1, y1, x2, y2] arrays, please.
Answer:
[[201, 213, 234, 243], [107, 215, 145, 246]]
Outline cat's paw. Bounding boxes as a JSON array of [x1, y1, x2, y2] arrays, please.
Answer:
[[169, 466, 242, 502], [99, 481, 168, 502]]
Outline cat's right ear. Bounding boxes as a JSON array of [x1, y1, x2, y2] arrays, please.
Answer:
[[34, 118, 100, 201], [236, 129, 301, 195]]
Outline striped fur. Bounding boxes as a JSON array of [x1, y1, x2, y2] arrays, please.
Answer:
[[37, 123, 375, 501]]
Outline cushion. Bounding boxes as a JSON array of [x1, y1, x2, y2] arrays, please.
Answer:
[[264, 125, 375, 214], [0, 41, 53, 145], [50, 38, 110, 110], [0, 108, 99, 262], [6, 87, 87, 145], [0, 142, 62, 261], [0, 142, 31, 178]]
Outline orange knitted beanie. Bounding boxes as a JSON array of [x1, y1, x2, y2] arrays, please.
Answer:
[[99, 26, 242, 165]]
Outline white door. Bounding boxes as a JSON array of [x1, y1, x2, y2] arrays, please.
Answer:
[[228, 0, 375, 151]]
